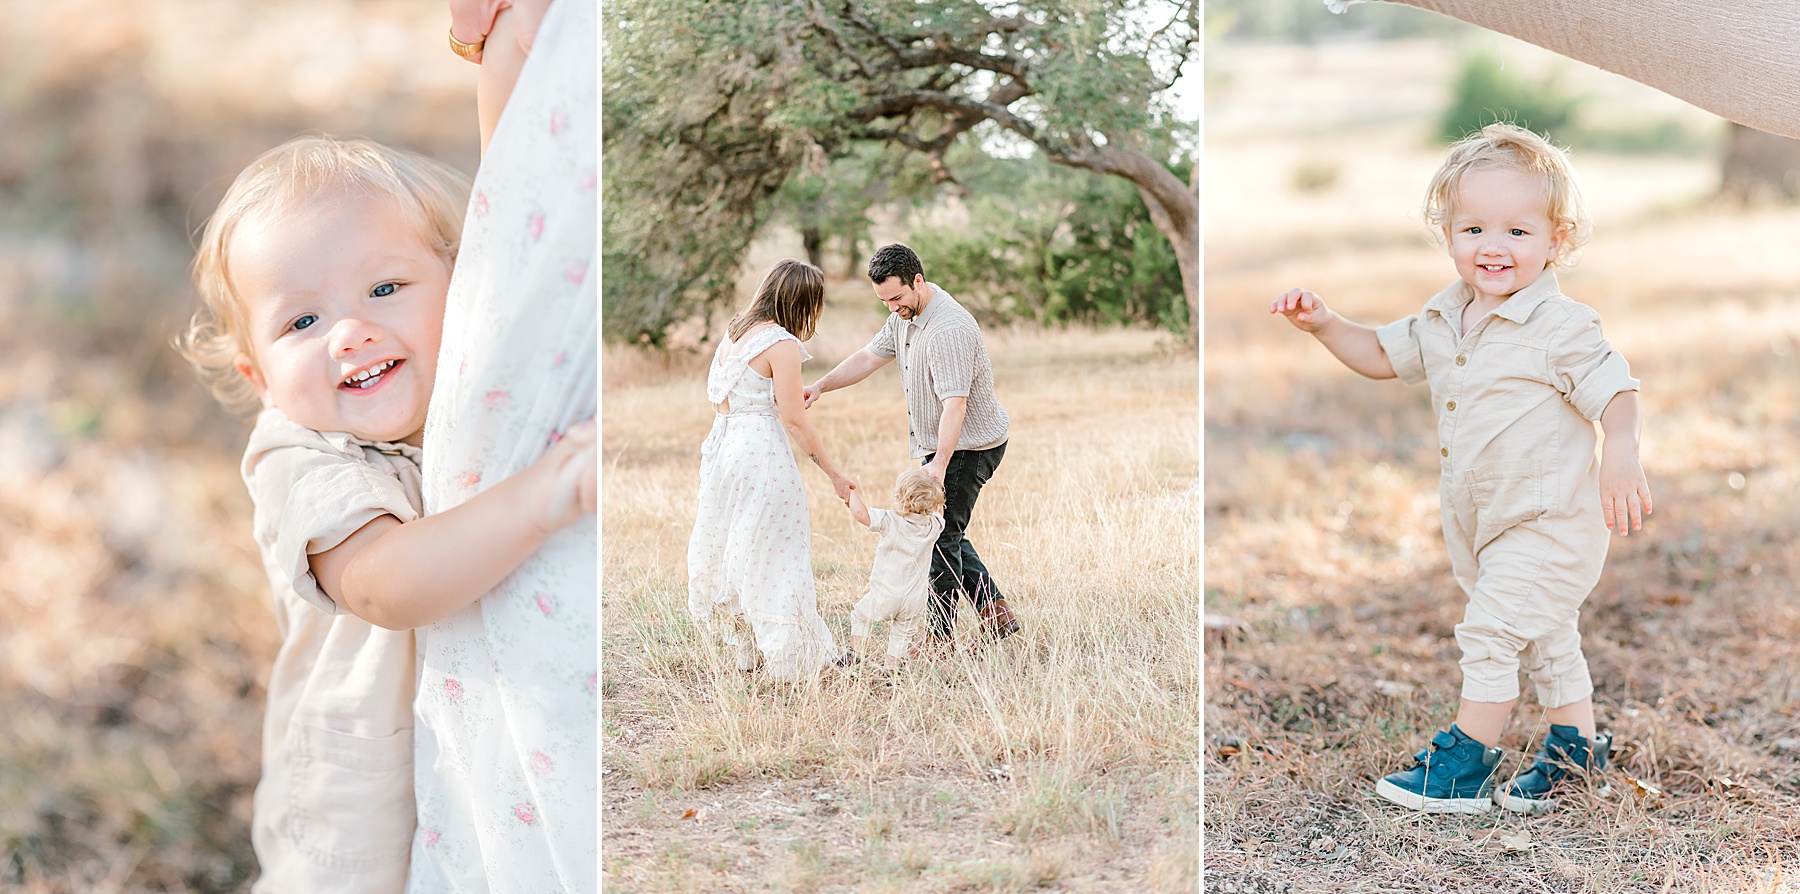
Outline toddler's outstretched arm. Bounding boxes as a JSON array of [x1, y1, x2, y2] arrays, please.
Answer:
[[1270, 288, 1397, 379], [1598, 391, 1652, 536], [844, 488, 871, 528], [312, 419, 598, 630]]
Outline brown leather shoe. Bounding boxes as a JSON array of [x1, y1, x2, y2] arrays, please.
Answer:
[[980, 598, 1021, 640]]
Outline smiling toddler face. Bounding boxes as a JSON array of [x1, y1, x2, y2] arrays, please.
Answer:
[[1444, 166, 1566, 301], [229, 192, 450, 446]]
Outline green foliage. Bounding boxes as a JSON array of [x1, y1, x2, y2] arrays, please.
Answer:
[[604, 0, 1195, 346], [1206, 0, 1467, 41], [910, 154, 1187, 332], [1436, 50, 1718, 157], [1438, 52, 1581, 143]]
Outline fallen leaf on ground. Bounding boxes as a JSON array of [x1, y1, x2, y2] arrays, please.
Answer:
[[1498, 830, 1533, 852], [1623, 773, 1664, 799]]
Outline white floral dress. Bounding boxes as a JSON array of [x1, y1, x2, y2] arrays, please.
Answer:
[[405, 0, 595, 890], [687, 326, 838, 680]]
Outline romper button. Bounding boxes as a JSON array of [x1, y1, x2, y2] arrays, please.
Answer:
[[1455, 355, 1466, 366], [1446, 401, 1456, 411], [1441, 447, 1449, 457]]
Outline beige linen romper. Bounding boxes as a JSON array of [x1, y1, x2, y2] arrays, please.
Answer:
[[241, 408, 421, 893], [1375, 273, 1638, 708], [848, 507, 946, 658]]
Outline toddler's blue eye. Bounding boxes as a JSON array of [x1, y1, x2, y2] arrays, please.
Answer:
[[1510, 228, 1525, 236], [372, 283, 398, 297], [1467, 226, 1481, 234], [292, 314, 318, 331]]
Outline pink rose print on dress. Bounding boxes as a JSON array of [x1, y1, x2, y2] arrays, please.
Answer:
[[565, 261, 588, 284], [585, 672, 597, 693], [422, 829, 440, 846], [458, 471, 482, 488], [531, 751, 554, 773], [536, 592, 556, 616], [552, 350, 566, 369], [528, 213, 545, 240], [578, 169, 596, 189], [445, 678, 463, 701], [514, 803, 537, 825], [474, 192, 489, 217], [486, 390, 510, 409], [550, 109, 567, 136]]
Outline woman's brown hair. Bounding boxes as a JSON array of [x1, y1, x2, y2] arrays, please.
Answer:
[[727, 259, 825, 342]]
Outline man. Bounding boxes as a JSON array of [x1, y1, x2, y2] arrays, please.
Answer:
[[803, 243, 1019, 648]]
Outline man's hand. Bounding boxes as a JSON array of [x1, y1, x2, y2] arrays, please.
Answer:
[[802, 383, 822, 409], [924, 458, 948, 483]]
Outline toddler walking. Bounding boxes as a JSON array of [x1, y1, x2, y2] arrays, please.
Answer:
[[179, 136, 594, 890], [837, 468, 947, 666], [1271, 124, 1652, 814]]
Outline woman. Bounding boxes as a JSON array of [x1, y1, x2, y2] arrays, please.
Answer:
[[408, 0, 595, 889], [688, 259, 852, 681]]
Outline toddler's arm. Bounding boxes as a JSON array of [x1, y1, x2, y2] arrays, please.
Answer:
[[844, 488, 871, 528], [311, 419, 597, 630], [476, 9, 528, 153], [1270, 288, 1397, 379], [1598, 391, 1652, 536]]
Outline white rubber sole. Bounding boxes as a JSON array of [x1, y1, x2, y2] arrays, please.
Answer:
[[1497, 782, 1609, 814], [1374, 778, 1492, 814], [1496, 790, 1554, 814]]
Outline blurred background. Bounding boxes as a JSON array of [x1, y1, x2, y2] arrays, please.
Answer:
[[1206, 1, 1800, 889], [0, 1, 476, 889]]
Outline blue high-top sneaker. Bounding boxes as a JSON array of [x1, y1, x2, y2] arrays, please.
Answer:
[[1374, 724, 1502, 813], [1495, 724, 1611, 814]]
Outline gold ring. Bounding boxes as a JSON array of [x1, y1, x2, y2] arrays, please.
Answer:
[[449, 28, 485, 58]]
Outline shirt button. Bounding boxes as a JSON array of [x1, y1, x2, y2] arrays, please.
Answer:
[[1455, 355, 1467, 366], [1441, 447, 1449, 457], [1446, 401, 1456, 411]]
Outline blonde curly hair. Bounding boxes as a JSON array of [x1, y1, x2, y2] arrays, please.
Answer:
[[894, 468, 946, 517], [1423, 123, 1591, 268], [176, 136, 470, 411]]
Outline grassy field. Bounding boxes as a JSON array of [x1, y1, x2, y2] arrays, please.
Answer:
[[600, 241, 1200, 891], [1206, 37, 1800, 894]]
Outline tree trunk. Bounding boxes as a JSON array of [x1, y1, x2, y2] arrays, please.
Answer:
[[1047, 145, 1197, 341], [801, 224, 825, 270], [1720, 123, 1800, 201]]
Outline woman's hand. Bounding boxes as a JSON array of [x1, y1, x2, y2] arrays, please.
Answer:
[[831, 472, 857, 502]]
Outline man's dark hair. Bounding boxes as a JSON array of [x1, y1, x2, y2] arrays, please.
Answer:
[[867, 243, 924, 285]]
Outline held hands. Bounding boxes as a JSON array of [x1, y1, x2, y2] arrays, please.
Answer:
[[1599, 442, 1653, 536], [1270, 288, 1335, 332], [830, 472, 857, 502], [448, 0, 553, 62], [801, 383, 822, 409], [529, 418, 598, 535], [924, 457, 948, 483]]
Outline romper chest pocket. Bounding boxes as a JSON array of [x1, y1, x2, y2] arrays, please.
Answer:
[[1466, 458, 1548, 551]]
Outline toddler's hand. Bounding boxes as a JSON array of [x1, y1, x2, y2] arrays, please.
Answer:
[[1599, 445, 1653, 536], [531, 418, 597, 535], [1270, 288, 1334, 332]]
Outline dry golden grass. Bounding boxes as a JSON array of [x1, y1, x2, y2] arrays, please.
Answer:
[[601, 262, 1200, 891], [1207, 38, 1800, 894]]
